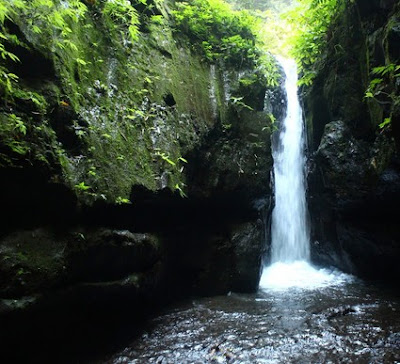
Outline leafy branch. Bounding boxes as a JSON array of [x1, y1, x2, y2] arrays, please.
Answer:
[[364, 64, 400, 130]]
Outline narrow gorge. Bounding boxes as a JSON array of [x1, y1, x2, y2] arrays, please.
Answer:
[[0, 0, 399, 362]]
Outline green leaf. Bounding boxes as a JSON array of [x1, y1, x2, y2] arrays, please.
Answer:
[[174, 183, 187, 198], [75, 182, 91, 191], [76, 58, 88, 66], [379, 117, 391, 129], [115, 196, 131, 204], [157, 152, 176, 166], [370, 78, 383, 86]]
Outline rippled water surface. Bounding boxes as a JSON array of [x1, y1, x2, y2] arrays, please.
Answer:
[[106, 279, 400, 364]]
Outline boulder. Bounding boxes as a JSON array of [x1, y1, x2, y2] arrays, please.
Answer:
[[316, 120, 395, 197], [0, 228, 162, 312], [231, 221, 266, 292]]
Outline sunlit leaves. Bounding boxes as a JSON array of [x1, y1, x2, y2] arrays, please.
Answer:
[[371, 64, 400, 77], [103, 0, 140, 42], [284, 0, 344, 85], [173, 0, 279, 84], [379, 117, 391, 129], [173, 0, 259, 66], [365, 63, 400, 131], [75, 181, 91, 191]]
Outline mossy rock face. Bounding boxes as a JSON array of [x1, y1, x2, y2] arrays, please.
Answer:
[[305, 1, 400, 279], [0, 0, 282, 322], [0, 0, 278, 207], [305, 1, 400, 148], [187, 110, 273, 201], [0, 228, 161, 303], [304, 0, 400, 197], [0, 229, 67, 299]]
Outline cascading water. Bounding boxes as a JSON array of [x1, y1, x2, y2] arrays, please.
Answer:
[[260, 58, 351, 290], [270, 58, 310, 263]]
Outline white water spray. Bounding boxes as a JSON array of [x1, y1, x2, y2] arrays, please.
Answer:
[[270, 58, 309, 263], [260, 58, 351, 290]]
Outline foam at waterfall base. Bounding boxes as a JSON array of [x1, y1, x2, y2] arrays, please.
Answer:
[[259, 261, 353, 291]]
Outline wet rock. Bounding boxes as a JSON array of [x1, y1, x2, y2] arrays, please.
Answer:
[[185, 220, 267, 295], [67, 229, 160, 283], [305, 0, 400, 279], [0, 228, 161, 302], [0, 229, 67, 298], [187, 70, 285, 205], [309, 120, 399, 277], [387, 20, 400, 60], [326, 305, 357, 320], [188, 133, 272, 202], [0, 295, 38, 315], [231, 221, 266, 293], [314, 120, 395, 208], [316, 120, 370, 205]]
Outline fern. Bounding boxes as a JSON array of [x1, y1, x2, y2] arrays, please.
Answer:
[[103, 0, 140, 42]]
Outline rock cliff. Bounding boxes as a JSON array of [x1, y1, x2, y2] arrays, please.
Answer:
[[0, 2, 284, 356], [305, 0, 400, 279]]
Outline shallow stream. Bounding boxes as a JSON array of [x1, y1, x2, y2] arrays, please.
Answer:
[[105, 275, 400, 363]]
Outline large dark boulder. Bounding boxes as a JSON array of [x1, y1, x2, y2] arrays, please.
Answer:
[[314, 120, 395, 209], [231, 221, 266, 292], [184, 220, 266, 295], [0, 228, 162, 312]]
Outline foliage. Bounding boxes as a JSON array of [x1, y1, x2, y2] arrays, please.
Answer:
[[224, 0, 346, 86], [115, 196, 131, 204], [0, 0, 277, 203], [254, 8, 295, 58], [0, 0, 144, 173], [225, 0, 296, 58], [172, 0, 277, 79], [365, 64, 400, 130], [0, 0, 89, 102], [0, 113, 29, 162], [226, 0, 293, 12], [102, 0, 140, 42], [284, 0, 346, 85], [379, 117, 391, 129], [0, 1, 21, 100], [365, 64, 400, 99], [0, 0, 142, 99], [75, 181, 91, 191], [230, 96, 253, 110]]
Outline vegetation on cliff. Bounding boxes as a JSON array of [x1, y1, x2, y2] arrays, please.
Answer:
[[2, 0, 397, 205], [0, 0, 280, 205], [225, 0, 346, 85], [172, 0, 278, 83], [0, 0, 283, 320]]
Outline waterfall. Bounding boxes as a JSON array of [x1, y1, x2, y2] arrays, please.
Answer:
[[259, 58, 348, 290], [270, 58, 310, 263]]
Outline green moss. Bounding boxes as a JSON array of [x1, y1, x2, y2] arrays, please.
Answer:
[[0, 230, 66, 296], [0, 0, 276, 204]]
